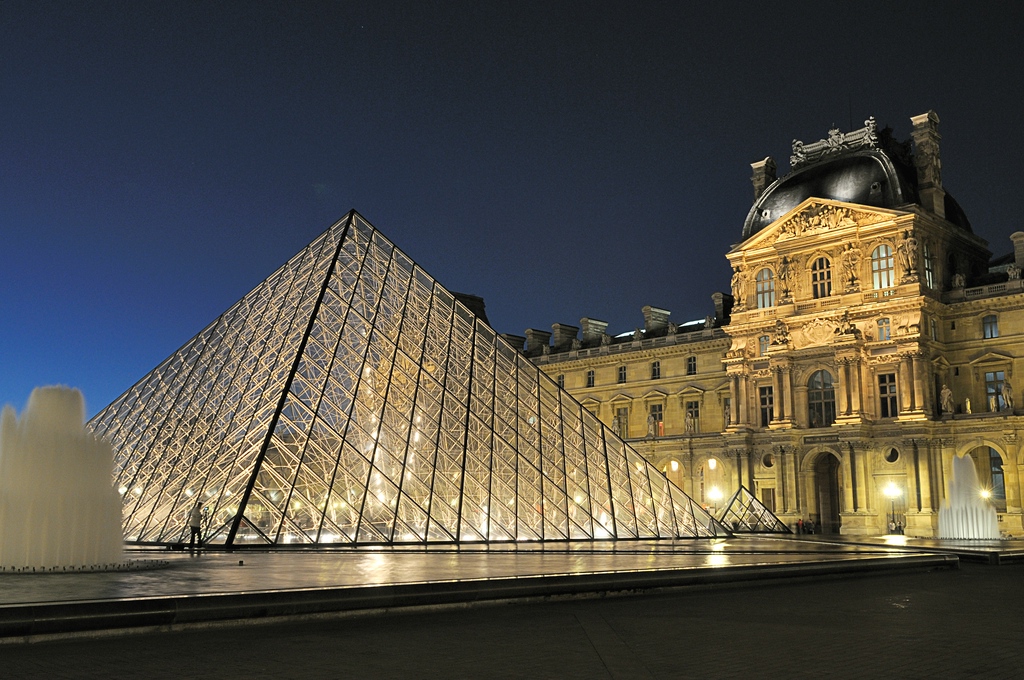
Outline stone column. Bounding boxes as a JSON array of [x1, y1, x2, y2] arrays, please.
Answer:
[[836, 360, 850, 417], [841, 448, 856, 514], [773, 368, 786, 421], [898, 356, 913, 414], [782, 366, 795, 423], [912, 353, 927, 414], [850, 358, 864, 415]]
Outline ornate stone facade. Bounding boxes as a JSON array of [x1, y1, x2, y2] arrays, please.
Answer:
[[528, 112, 1024, 538]]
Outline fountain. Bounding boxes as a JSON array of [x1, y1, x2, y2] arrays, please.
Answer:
[[0, 386, 124, 570], [938, 453, 1000, 540]]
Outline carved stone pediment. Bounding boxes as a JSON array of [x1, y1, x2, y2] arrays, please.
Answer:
[[796, 317, 839, 348], [775, 203, 878, 242]]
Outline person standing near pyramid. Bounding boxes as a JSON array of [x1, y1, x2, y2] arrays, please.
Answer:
[[188, 504, 203, 556]]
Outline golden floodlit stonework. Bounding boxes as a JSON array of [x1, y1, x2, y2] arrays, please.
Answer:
[[526, 112, 1024, 538]]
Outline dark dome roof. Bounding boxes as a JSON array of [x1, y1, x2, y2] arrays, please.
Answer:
[[741, 130, 972, 241]]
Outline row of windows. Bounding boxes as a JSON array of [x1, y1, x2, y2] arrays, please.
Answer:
[[755, 245, 904, 309], [560, 356, 700, 389]]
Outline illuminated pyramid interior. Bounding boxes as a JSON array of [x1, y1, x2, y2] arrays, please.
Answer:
[[90, 212, 728, 546]]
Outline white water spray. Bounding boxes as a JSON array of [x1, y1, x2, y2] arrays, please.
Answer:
[[0, 386, 123, 568], [938, 454, 1000, 540]]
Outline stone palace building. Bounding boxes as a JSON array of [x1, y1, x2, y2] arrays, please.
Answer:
[[517, 112, 1024, 538]]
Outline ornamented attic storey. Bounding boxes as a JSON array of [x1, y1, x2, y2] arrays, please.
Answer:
[[89, 211, 728, 547]]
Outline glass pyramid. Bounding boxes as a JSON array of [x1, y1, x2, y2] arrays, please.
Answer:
[[89, 212, 728, 546], [718, 486, 791, 534]]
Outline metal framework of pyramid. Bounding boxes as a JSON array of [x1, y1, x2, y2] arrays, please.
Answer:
[[89, 212, 728, 547], [718, 486, 791, 534]]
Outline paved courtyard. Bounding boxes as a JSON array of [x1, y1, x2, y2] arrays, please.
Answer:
[[3, 559, 1021, 679]]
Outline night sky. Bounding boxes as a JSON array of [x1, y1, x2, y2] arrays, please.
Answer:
[[3, 1, 1023, 416]]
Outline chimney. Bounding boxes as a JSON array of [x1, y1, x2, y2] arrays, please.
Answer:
[[524, 329, 551, 354], [579, 317, 609, 343], [750, 157, 777, 201], [500, 333, 526, 352], [551, 323, 579, 350], [910, 111, 945, 218], [641, 306, 671, 334], [712, 291, 733, 325], [452, 292, 489, 325], [1012, 233, 1024, 269]]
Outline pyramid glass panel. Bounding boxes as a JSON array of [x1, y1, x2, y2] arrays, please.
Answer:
[[90, 212, 729, 546]]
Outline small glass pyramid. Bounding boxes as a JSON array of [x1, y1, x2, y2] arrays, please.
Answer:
[[718, 486, 791, 534], [89, 212, 728, 546]]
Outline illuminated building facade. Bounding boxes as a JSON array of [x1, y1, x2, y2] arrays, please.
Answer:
[[530, 112, 1024, 537]]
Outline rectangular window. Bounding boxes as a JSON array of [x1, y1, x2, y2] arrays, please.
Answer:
[[617, 365, 626, 384], [877, 318, 891, 341], [615, 407, 629, 439], [990, 449, 1007, 512], [650, 403, 664, 437], [586, 370, 595, 388], [759, 386, 774, 427], [759, 335, 770, 356], [983, 315, 999, 339], [878, 373, 898, 418], [761, 487, 776, 513], [651, 361, 661, 380], [685, 400, 699, 433], [557, 374, 564, 389], [924, 242, 935, 288], [930, 318, 938, 341], [686, 356, 697, 375], [985, 371, 1006, 411]]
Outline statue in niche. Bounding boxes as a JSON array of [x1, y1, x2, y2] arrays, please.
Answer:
[[646, 413, 657, 438], [1002, 378, 1015, 411], [611, 415, 620, 434], [840, 243, 861, 291], [777, 256, 793, 298], [1008, 263, 1021, 281], [952, 272, 966, 289], [896, 230, 920, 280], [940, 384, 954, 414], [684, 411, 695, 433], [965, 397, 972, 414], [731, 267, 747, 309]]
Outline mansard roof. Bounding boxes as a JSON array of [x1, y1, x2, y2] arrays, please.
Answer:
[[741, 117, 972, 241]]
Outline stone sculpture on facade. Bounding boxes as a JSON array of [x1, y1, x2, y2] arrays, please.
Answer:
[[896, 230, 920, 282], [940, 384, 954, 414], [777, 256, 793, 301], [646, 413, 657, 438], [731, 267, 747, 311], [840, 243, 861, 292], [684, 411, 695, 433], [1008, 263, 1021, 280], [771, 319, 790, 346], [1002, 378, 1014, 411], [952, 272, 966, 289]]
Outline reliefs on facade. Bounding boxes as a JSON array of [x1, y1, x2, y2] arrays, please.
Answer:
[[798, 317, 840, 347]]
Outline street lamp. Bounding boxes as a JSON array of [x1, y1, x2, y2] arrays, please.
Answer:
[[708, 486, 723, 515], [883, 482, 902, 534]]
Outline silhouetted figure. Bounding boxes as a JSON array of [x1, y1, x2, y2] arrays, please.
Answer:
[[188, 504, 203, 556]]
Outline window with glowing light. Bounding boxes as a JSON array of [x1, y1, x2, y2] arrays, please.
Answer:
[[872, 244, 895, 289], [807, 370, 836, 427], [756, 268, 775, 308]]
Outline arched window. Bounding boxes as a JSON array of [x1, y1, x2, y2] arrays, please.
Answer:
[[872, 245, 895, 289], [807, 370, 836, 428], [811, 257, 832, 298], [990, 448, 1007, 512], [756, 268, 775, 308]]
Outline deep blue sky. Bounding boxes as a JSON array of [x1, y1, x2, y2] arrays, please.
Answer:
[[2, 1, 1023, 415]]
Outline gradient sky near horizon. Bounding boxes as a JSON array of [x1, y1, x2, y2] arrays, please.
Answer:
[[3, 2, 1024, 416]]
